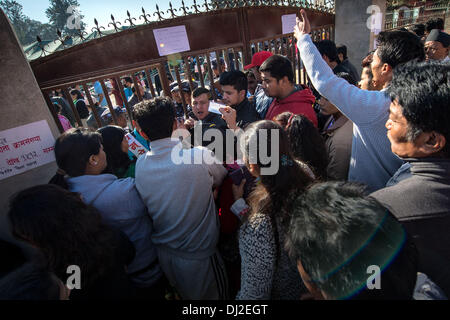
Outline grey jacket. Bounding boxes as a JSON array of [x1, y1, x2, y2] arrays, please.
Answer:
[[67, 174, 162, 287], [135, 138, 227, 259], [371, 159, 450, 296]]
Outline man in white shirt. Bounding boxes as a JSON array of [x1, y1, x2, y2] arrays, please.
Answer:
[[132, 97, 228, 300]]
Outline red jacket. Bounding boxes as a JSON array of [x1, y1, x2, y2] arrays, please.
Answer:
[[265, 86, 317, 127]]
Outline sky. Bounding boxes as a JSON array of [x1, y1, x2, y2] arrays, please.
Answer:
[[16, 0, 198, 30]]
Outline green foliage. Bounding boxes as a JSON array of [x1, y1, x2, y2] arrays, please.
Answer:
[[1, 0, 55, 44], [45, 0, 85, 36], [1, 0, 86, 45]]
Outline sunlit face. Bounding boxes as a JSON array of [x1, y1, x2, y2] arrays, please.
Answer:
[[221, 85, 245, 106], [121, 136, 129, 154], [261, 71, 282, 98], [370, 49, 387, 90], [425, 41, 449, 61], [192, 93, 210, 120], [359, 66, 373, 91], [386, 100, 423, 158], [318, 96, 339, 116]]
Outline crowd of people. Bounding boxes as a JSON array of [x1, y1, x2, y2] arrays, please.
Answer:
[[1, 10, 449, 300]]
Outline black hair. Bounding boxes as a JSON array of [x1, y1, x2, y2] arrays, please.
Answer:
[[97, 126, 131, 177], [285, 181, 418, 300], [336, 44, 347, 60], [192, 87, 211, 99], [219, 70, 248, 93], [398, 27, 408, 32], [387, 60, 450, 157], [242, 120, 313, 219], [376, 30, 425, 68], [410, 23, 425, 37], [48, 128, 103, 188], [335, 72, 357, 86], [53, 102, 62, 114], [284, 113, 328, 180], [8, 184, 118, 292], [425, 18, 444, 33], [315, 40, 339, 63], [69, 89, 83, 100], [245, 70, 256, 79], [132, 97, 176, 141], [259, 55, 294, 83], [123, 76, 133, 84], [0, 262, 61, 300], [0, 239, 26, 277], [242, 120, 314, 263]]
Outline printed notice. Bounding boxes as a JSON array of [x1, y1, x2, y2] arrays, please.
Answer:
[[209, 101, 225, 115], [282, 14, 297, 35], [153, 25, 190, 56], [0, 120, 56, 181]]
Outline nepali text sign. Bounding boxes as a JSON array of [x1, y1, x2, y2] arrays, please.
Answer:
[[0, 120, 56, 181]]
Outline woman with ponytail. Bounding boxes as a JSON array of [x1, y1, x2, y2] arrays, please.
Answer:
[[232, 120, 314, 299], [274, 112, 328, 180], [49, 128, 165, 299]]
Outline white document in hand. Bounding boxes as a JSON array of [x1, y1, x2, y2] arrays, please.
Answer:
[[208, 101, 225, 115]]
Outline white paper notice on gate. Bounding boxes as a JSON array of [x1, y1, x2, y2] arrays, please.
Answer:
[[0, 120, 56, 181], [153, 25, 191, 56], [282, 14, 297, 35]]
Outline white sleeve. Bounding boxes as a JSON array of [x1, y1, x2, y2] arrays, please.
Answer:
[[296, 34, 391, 126]]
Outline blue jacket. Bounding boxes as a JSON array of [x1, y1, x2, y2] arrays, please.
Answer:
[[67, 174, 162, 287]]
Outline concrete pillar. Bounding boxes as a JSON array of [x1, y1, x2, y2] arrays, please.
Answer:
[[0, 9, 60, 244], [335, 0, 386, 76]]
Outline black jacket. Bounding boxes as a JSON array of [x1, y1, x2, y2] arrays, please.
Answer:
[[233, 98, 260, 129]]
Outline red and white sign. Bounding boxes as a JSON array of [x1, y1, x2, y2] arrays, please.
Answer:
[[0, 120, 56, 181], [125, 133, 148, 158]]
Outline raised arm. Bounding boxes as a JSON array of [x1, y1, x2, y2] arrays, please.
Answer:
[[294, 10, 390, 126]]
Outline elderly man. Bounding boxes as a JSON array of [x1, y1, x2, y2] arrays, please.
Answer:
[[425, 29, 450, 62], [371, 61, 450, 297]]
